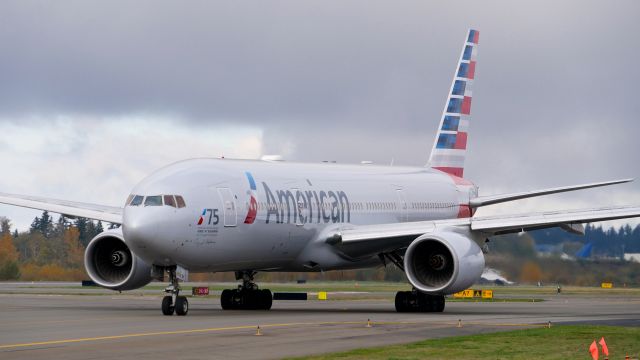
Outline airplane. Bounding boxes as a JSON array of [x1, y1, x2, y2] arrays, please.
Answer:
[[1, 29, 640, 316], [575, 242, 594, 259]]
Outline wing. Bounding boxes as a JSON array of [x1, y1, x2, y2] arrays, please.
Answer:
[[0, 192, 123, 224], [331, 206, 640, 258], [469, 179, 633, 207], [470, 206, 640, 235]]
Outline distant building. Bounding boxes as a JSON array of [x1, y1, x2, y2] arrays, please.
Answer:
[[624, 253, 640, 263]]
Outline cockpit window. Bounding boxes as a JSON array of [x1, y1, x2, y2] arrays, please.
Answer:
[[130, 195, 144, 206], [144, 195, 163, 206], [164, 195, 176, 208], [175, 195, 186, 208]]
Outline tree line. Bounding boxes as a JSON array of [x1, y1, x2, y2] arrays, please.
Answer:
[[487, 226, 640, 286], [0, 211, 116, 280], [0, 211, 639, 285], [530, 224, 640, 257]]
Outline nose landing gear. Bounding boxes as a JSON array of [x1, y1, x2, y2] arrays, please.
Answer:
[[161, 266, 189, 316], [220, 271, 272, 310]]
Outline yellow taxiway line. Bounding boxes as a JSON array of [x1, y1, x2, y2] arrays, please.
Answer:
[[0, 319, 546, 350]]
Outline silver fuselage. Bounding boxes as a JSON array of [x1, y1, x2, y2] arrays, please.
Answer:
[[123, 158, 477, 273]]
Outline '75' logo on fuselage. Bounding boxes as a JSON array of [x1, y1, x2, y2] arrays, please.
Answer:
[[197, 208, 220, 226]]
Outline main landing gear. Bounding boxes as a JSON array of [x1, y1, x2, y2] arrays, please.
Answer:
[[220, 271, 273, 310], [395, 290, 445, 313], [380, 252, 445, 313], [161, 267, 189, 316]]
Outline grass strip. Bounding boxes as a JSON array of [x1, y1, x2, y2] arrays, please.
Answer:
[[289, 325, 640, 360]]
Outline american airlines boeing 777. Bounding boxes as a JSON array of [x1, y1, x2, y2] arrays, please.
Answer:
[[2, 29, 639, 316]]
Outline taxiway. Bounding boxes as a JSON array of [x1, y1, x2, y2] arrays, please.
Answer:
[[1, 284, 639, 359]]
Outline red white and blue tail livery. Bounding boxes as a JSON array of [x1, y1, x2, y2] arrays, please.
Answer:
[[429, 29, 479, 178]]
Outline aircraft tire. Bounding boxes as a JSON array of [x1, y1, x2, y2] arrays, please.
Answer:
[[261, 289, 273, 310], [435, 295, 445, 312], [220, 289, 232, 310], [395, 291, 408, 312], [250, 290, 261, 310], [428, 296, 439, 312], [175, 296, 189, 316], [161, 296, 174, 316]]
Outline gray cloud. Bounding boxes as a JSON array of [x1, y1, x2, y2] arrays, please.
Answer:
[[0, 0, 639, 229]]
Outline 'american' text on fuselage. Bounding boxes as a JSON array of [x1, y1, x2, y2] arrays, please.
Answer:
[[261, 182, 350, 224]]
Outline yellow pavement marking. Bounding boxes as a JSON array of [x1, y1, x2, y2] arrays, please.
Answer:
[[0, 321, 362, 350], [0, 319, 546, 350]]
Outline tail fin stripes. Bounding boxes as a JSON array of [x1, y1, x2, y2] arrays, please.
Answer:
[[428, 29, 479, 178]]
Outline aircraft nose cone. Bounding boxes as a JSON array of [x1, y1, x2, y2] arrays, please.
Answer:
[[122, 208, 159, 250], [122, 207, 178, 266]]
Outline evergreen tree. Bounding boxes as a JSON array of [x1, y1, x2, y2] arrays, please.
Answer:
[[39, 211, 53, 238], [75, 218, 89, 246], [0, 217, 10, 235], [29, 215, 40, 234], [95, 221, 104, 234], [53, 215, 68, 238], [86, 220, 97, 242]]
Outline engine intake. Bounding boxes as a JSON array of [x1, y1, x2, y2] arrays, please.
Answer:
[[404, 230, 484, 294], [84, 229, 153, 291]]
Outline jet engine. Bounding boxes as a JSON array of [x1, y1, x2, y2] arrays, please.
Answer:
[[84, 228, 153, 291], [404, 229, 484, 294]]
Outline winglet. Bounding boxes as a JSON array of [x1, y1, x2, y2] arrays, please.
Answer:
[[469, 179, 633, 208], [428, 29, 479, 177]]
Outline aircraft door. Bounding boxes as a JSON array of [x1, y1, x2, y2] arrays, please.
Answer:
[[396, 189, 408, 222], [217, 188, 237, 227]]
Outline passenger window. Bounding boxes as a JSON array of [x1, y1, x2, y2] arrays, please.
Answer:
[[130, 195, 144, 206], [175, 195, 186, 208], [145, 195, 163, 206], [164, 195, 176, 208]]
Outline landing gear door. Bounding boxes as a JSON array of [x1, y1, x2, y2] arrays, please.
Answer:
[[217, 188, 237, 227]]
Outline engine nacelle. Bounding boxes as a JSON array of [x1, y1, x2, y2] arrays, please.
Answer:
[[84, 229, 153, 291], [404, 229, 485, 294]]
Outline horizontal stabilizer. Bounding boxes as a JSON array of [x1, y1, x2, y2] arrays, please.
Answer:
[[469, 179, 633, 208]]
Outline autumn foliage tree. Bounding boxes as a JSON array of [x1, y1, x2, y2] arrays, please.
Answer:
[[0, 218, 20, 280], [10, 212, 100, 281], [519, 260, 543, 284]]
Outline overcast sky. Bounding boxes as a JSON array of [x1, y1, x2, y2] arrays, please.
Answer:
[[1, 0, 639, 231]]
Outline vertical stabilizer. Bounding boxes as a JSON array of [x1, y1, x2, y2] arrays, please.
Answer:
[[428, 29, 479, 178]]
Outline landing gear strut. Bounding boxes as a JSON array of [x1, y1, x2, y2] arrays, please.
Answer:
[[395, 289, 445, 313], [161, 266, 189, 316], [220, 271, 272, 310]]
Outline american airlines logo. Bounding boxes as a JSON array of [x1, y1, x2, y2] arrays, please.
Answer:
[[261, 182, 351, 224]]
